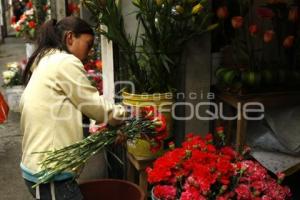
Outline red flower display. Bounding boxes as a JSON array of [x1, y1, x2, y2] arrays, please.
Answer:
[[11, 5, 37, 41], [148, 128, 291, 200]]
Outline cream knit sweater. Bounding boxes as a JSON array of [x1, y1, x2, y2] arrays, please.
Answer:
[[20, 49, 124, 173]]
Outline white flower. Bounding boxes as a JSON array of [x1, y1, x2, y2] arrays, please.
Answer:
[[25, 8, 34, 16], [6, 62, 19, 69], [2, 70, 16, 79], [3, 78, 11, 84]]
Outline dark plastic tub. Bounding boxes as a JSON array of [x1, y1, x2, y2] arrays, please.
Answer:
[[79, 179, 145, 200]]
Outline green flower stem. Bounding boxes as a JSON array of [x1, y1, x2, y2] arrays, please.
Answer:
[[33, 118, 158, 187]]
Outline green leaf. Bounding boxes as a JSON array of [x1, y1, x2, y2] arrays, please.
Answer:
[[206, 23, 219, 32], [29, 29, 36, 38]]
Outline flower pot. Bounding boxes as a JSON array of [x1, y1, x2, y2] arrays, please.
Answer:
[[122, 91, 173, 158], [25, 43, 36, 59], [79, 179, 145, 200], [4, 85, 25, 112]]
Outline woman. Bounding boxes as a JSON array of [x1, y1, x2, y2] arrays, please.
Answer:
[[20, 17, 125, 200]]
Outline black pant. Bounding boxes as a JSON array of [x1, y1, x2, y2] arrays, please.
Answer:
[[24, 179, 83, 200]]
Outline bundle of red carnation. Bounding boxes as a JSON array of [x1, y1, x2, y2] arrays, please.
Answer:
[[147, 128, 291, 200]]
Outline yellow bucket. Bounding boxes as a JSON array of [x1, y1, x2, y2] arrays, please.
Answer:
[[122, 92, 173, 158]]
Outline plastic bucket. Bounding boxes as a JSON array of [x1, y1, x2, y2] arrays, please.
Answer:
[[5, 85, 24, 112], [79, 179, 145, 200]]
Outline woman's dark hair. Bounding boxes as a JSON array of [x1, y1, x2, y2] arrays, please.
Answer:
[[23, 16, 94, 84]]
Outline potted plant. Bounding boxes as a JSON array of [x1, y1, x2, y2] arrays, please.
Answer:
[[82, 0, 218, 157], [2, 62, 24, 112], [147, 128, 292, 200]]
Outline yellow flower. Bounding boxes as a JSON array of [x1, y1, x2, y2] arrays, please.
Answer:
[[155, 0, 165, 6], [175, 5, 184, 14], [192, 3, 203, 15]]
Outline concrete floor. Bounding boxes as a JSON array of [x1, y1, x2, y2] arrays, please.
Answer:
[[0, 37, 34, 200]]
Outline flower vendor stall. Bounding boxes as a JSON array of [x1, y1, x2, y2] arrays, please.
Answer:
[[3, 0, 298, 198]]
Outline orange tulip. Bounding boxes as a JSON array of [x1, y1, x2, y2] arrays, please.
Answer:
[[217, 6, 228, 19], [263, 30, 275, 43], [95, 60, 102, 70], [283, 36, 295, 48], [249, 24, 258, 36], [231, 16, 243, 29], [288, 7, 299, 22]]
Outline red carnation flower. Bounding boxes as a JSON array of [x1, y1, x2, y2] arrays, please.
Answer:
[[26, 1, 33, 9], [28, 21, 36, 29]]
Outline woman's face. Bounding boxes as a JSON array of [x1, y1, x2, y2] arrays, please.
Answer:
[[66, 32, 94, 62]]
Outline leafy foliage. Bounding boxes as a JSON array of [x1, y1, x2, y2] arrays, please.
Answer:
[[82, 0, 217, 93]]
